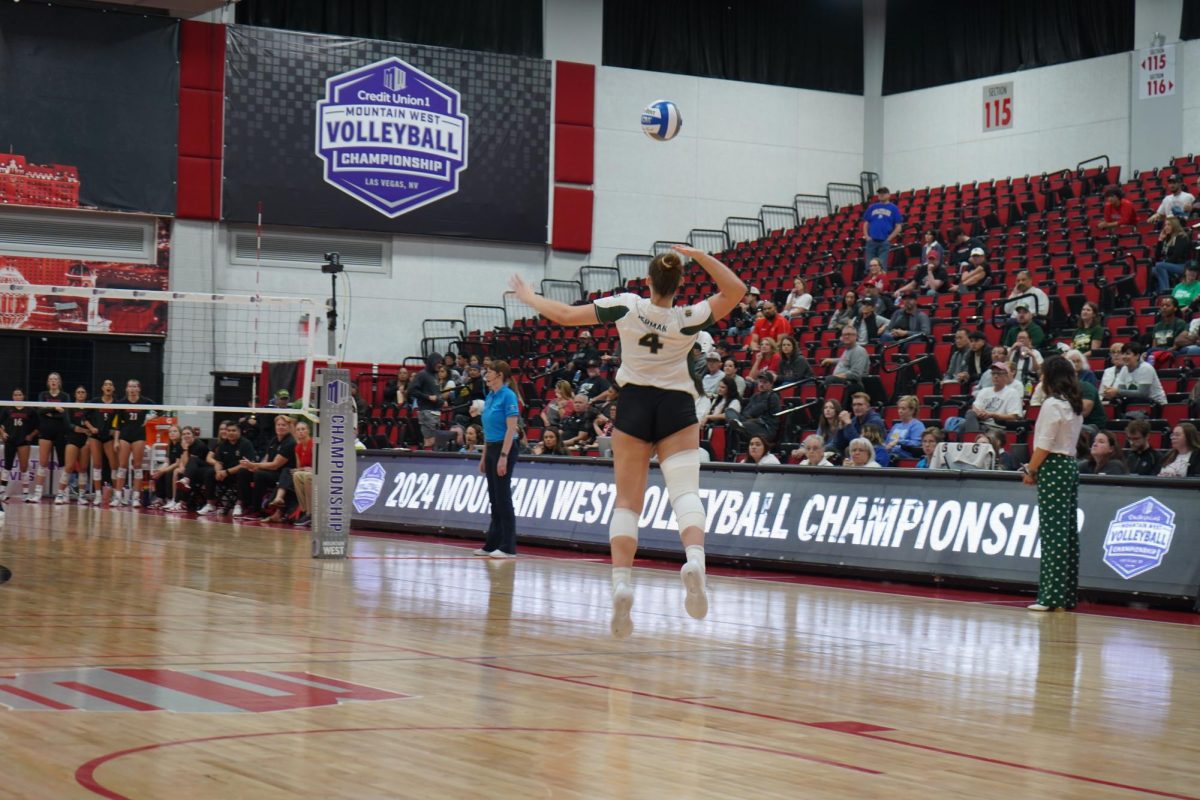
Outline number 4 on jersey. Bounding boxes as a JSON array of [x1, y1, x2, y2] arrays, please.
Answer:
[[638, 332, 663, 354]]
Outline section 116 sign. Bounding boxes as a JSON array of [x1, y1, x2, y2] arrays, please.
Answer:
[[982, 82, 1013, 132], [315, 57, 469, 218], [1138, 45, 1175, 100]]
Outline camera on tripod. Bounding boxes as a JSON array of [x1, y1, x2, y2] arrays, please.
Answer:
[[321, 252, 344, 274]]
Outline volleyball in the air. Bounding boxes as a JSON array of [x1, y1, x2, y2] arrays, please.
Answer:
[[641, 100, 682, 141]]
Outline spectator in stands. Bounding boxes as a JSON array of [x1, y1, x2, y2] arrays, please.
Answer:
[[700, 352, 724, 396], [1147, 295, 1189, 354], [460, 424, 483, 454], [821, 326, 870, 389], [451, 399, 484, 447], [946, 226, 984, 267], [557, 329, 600, 385], [1003, 270, 1050, 319], [1063, 349, 1099, 388], [1098, 342, 1125, 396], [1151, 330, 1199, 368], [922, 230, 944, 266], [1102, 342, 1169, 406], [861, 186, 904, 272], [725, 289, 758, 340], [1079, 430, 1129, 475], [1009, 330, 1043, 392], [703, 376, 741, 426], [1171, 262, 1200, 310], [593, 394, 618, 439], [881, 291, 930, 343], [883, 395, 925, 463], [976, 431, 1020, 471], [386, 367, 411, 407], [559, 394, 595, 452], [577, 359, 613, 403], [1152, 216, 1193, 293], [747, 285, 764, 312], [861, 282, 894, 316], [1002, 305, 1046, 348], [915, 427, 944, 469], [745, 435, 780, 466], [844, 437, 882, 469], [436, 365, 456, 401], [960, 362, 1024, 433], [409, 355, 443, 449], [827, 289, 859, 331], [748, 301, 790, 349], [1097, 185, 1138, 231], [976, 345, 1009, 391], [859, 258, 887, 294], [726, 371, 781, 456], [943, 329, 972, 384], [781, 276, 813, 319], [1147, 174, 1195, 224], [721, 358, 747, 397], [748, 337, 781, 379], [1122, 419, 1162, 475], [792, 434, 833, 466], [961, 331, 993, 387], [831, 392, 884, 454], [1190, 378, 1200, 417], [773, 335, 812, 384], [861, 423, 889, 467], [540, 380, 575, 428], [533, 428, 568, 456], [951, 247, 991, 294], [1071, 302, 1105, 355], [1157, 423, 1200, 477], [817, 398, 846, 445], [852, 297, 890, 344], [895, 251, 949, 297]]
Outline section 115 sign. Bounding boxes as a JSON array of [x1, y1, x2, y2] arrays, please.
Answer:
[[982, 82, 1013, 132], [1138, 45, 1175, 99]]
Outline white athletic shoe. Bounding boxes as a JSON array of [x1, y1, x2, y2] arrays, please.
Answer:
[[132, 495, 142, 509], [21, 489, 29, 502], [472, 548, 491, 556], [196, 504, 216, 515], [680, 562, 709, 620], [231, 503, 245, 518], [488, 550, 514, 559], [30, 487, 43, 503], [93, 492, 104, 506], [53, 493, 66, 505], [0, 484, 7, 501], [110, 495, 124, 508], [78, 493, 89, 506], [611, 583, 634, 639]]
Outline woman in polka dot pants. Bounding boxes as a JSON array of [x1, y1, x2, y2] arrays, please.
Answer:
[[1022, 356, 1084, 612]]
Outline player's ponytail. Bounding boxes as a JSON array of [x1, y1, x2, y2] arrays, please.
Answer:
[[648, 251, 684, 298]]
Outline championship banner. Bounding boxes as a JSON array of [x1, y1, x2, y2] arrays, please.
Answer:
[[313, 369, 357, 559], [223, 26, 550, 243], [352, 453, 1200, 600], [0, 4, 178, 215]]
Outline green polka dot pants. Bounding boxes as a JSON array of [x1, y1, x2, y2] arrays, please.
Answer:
[[1036, 453, 1079, 609]]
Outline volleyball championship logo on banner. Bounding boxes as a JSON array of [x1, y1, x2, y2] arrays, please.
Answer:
[[315, 57, 469, 218]]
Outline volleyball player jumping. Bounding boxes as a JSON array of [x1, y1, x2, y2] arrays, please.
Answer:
[[509, 245, 744, 637]]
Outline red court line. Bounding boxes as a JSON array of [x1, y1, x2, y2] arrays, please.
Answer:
[[75, 725, 879, 798], [0, 684, 75, 710], [57, 682, 162, 712]]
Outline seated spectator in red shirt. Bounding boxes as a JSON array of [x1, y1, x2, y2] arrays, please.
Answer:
[[1097, 186, 1137, 231], [747, 337, 781, 378], [747, 301, 790, 348]]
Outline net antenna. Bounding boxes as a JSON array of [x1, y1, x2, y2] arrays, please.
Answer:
[[0, 282, 322, 425]]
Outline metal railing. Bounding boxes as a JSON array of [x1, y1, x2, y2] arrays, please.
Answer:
[[794, 193, 832, 222], [614, 253, 652, 284], [760, 204, 798, 233], [827, 182, 864, 211], [724, 217, 764, 247], [463, 304, 506, 334], [541, 279, 584, 304], [688, 229, 728, 253], [579, 266, 621, 296]]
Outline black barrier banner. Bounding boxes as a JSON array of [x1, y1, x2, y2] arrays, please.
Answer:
[[352, 453, 1200, 599], [0, 4, 178, 215], [223, 26, 550, 243]]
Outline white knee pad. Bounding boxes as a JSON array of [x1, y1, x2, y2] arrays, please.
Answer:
[[609, 507, 639, 543], [92, 469, 102, 482], [115, 467, 128, 480], [660, 449, 706, 533]]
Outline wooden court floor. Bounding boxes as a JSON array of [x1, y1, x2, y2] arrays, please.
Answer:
[[0, 504, 1197, 800]]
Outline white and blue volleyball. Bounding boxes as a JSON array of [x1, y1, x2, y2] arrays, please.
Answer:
[[641, 100, 682, 141]]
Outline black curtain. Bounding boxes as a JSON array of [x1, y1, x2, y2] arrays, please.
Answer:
[[603, 0, 863, 94], [235, 0, 542, 58], [884, 0, 1134, 94], [1182, 0, 1200, 40]]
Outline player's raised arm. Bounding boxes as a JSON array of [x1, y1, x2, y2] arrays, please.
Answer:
[[508, 275, 600, 327], [671, 244, 745, 322]]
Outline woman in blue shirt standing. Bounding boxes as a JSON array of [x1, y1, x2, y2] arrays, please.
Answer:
[[474, 360, 521, 558]]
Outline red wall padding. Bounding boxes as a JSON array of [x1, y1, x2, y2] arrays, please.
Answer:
[[555, 61, 595, 127], [177, 21, 225, 220], [554, 123, 594, 185], [552, 186, 593, 253]]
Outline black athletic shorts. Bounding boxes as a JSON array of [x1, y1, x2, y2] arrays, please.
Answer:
[[612, 383, 697, 444]]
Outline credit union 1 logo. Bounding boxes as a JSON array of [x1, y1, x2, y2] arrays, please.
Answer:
[[315, 57, 469, 218]]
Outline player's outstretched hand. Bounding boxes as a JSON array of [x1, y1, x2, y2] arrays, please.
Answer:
[[671, 244, 705, 262], [509, 274, 537, 304]]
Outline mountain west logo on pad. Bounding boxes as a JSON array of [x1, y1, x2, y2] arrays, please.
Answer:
[[316, 57, 469, 218], [1102, 497, 1176, 579], [326, 379, 350, 406]]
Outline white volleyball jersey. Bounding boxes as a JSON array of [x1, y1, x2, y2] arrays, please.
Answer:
[[594, 292, 714, 397]]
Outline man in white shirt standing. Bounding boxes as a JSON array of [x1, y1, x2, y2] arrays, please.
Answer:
[[1102, 341, 1169, 406], [1147, 174, 1195, 224], [962, 362, 1025, 432]]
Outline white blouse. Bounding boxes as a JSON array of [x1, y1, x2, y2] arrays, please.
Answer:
[[1033, 396, 1083, 456], [1158, 451, 1193, 477]]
